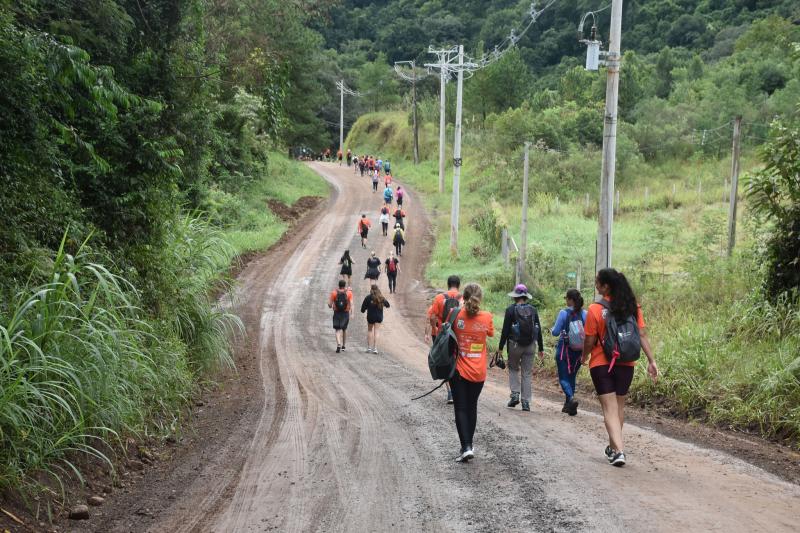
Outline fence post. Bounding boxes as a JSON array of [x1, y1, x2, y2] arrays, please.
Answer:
[[585, 193, 590, 210], [644, 186, 649, 207], [501, 228, 509, 265]]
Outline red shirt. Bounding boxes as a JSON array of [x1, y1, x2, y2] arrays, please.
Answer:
[[329, 289, 353, 312], [427, 289, 461, 336]]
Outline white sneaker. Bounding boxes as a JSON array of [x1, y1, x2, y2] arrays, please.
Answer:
[[456, 447, 474, 463], [364, 348, 372, 353], [610, 451, 626, 467]]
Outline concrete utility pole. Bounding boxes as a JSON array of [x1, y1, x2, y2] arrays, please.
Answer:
[[438, 64, 447, 192], [727, 116, 742, 256], [412, 67, 419, 164], [594, 0, 623, 275], [450, 45, 464, 256], [338, 80, 344, 162], [425, 47, 457, 193], [517, 142, 531, 284]]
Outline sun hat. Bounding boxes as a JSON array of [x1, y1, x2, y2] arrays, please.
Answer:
[[507, 284, 532, 299]]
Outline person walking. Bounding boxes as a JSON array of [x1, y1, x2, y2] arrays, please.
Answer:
[[383, 159, 391, 175], [364, 251, 381, 285], [357, 214, 371, 248], [396, 186, 405, 207], [383, 184, 393, 205], [497, 284, 544, 412], [425, 275, 462, 404], [582, 268, 658, 467], [384, 172, 392, 188], [359, 156, 366, 176], [551, 289, 587, 416], [450, 283, 494, 462], [346, 148, 352, 166], [337, 148, 343, 165], [338, 250, 354, 285], [328, 280, 353, 353], [392, 223, 405, 256], [385, 251, 399, 294], [379, 205, 390, 236], [392, 206, 406, 230], [361, 284, 390, 353], [372, 170, 379, 192]]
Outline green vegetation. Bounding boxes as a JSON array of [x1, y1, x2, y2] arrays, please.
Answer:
[[0, 1, 327, 497]]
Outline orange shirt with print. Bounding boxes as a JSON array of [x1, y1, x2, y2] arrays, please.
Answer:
[[329, 289, 353, 313], [584, 298, 646, 369], [453, 308, 494, 383], [427, 289, 461, 336], [357, 219, 371, 232]]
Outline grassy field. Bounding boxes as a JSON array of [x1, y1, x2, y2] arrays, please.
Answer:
[[346, 112, 800, 445]]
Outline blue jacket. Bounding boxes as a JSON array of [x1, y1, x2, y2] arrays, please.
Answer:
[[551, 308, 587, 357]]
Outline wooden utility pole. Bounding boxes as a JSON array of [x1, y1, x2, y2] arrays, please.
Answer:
[[517, 142, 530, 284], [594, 0, 624, 274], [450, 45, 464, 256], [412, 65, 420, 165], [727, 116, 742, 256]]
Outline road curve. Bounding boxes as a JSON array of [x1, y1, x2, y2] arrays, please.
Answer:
[[106, 162, 799, 533]]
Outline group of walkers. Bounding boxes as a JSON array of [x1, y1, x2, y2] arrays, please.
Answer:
[[329, 152, 408, 355], [423, 270, 658, 467], [324, 156, 659, 470]]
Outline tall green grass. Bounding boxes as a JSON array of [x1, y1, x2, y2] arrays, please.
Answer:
[[0, 220, 242, 495]]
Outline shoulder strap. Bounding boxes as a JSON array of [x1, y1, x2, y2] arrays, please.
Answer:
[[445, 306, 461, 326]]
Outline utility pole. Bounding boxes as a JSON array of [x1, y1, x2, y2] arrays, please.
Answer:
[[394, 61, 429, 164], [450, 45, 464, 256], [412, 66, 419, 164], [425, 47, 456, 193], [727, 116, 742, 256], [517, 142, 530, 284], [339, 79, 344, 162], [594, 0, 623, 275]]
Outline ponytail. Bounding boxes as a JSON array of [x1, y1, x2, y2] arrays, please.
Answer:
[[566, 288, 584, 313], [462, 283, 483, 316], [596, 268, 638, 319]]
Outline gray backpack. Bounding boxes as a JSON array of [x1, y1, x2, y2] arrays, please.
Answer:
[[598, 300, 641, 367], [428, 307, 460, 380]]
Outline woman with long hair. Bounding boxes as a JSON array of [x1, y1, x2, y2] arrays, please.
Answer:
[[361, 284, 390, 353], [338, 249, 353, 285], [450, 283, 494, 463], [582, 268, 658, 467], [551, 288, 587, 415]]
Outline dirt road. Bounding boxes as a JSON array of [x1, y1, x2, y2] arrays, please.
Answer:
[[90, 163, 799, 532]]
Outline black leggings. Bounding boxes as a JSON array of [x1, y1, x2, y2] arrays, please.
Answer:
[[395, 241, 403, 255], [450, 372, 484, 451], [387, 272, 397, 292], [382, 222, 388, 235], [372, 181, 378, 191]]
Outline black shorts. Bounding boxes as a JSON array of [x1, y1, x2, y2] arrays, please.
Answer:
[[340, 266, 352, 276], [332, 311, 349, 331], [360, 229, 368, 239], [590, 365, 635, 396]]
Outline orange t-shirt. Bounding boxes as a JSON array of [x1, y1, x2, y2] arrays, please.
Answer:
[[453, 309, 494, 382], [329, 289, 353, 312], [357, 219, 371, 232], [427, 289, 461, 336], [584, 299, 646, 369]]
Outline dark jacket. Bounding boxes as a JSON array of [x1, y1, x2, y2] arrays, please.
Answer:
[[498, 303, 543, 352], [361, 294, 390, 323]]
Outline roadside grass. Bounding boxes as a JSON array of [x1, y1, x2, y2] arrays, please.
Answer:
[[0, 152, 327, 498], [348, 112, 800, 446], [220, 151, 328, 255]]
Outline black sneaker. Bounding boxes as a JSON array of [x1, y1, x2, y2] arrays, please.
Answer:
[[336, 345, 341, 353], [562, 401, 569, 413], [456, 446, 474, 463], [568, 398, 579, 416], [507, 392, 520, 408], [521, 400, 530, 412], [610, 451, 626, 467], [604, 446, 614, 462], [341, 345, 346, 351]]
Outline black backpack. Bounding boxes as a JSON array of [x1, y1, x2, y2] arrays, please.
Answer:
[[598, 300, 641, 367], [512, 304, 537, 346], [334, 290, 348, 312], [441, 293, 460, 323]]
